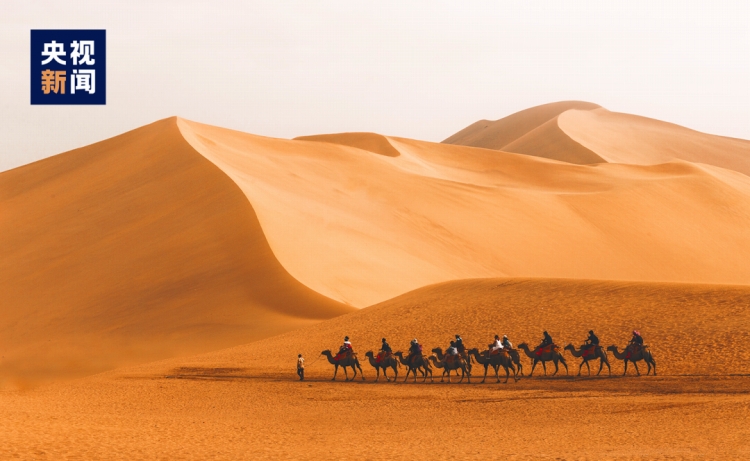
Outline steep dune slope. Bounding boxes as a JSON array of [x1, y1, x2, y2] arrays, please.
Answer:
[[442, 100, 600, 151], [0, 118, 352, 384], [559, 108, 750, 176], [180, 119, 750, 310]]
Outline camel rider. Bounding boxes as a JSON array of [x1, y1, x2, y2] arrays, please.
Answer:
[[501, 335, 513, 350], [489, 335, 503, 355], [585, 330, 599, 347], [446, 341, 459, 357], [379, 338, 392, 361], [339, 336, 353, 355], [454, 334, 465, 354], [540, 331, 554, 349], [629, 330, 643, 350], [408, 339, 422, 359], [380, 338, 392, 354]]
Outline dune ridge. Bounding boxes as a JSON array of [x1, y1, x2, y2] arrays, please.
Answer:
[[0, 117, 352, 384], [180, 118, 750, 310], [444, 102, 750, 175]]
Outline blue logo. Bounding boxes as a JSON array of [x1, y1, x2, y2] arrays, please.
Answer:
[[31, 29, 106, 105]]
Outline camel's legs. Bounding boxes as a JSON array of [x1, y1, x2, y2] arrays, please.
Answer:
[[343, 366, 349, 381], [552, 359, 559, 376], [623, 360, 629, 375], [633, 361, 641, 376], [529, 360, 538, 377], [542, 361, 548, 376], [584, 360, 591, 376]]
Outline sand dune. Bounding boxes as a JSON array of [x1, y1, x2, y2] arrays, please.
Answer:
[[180, 118, 750, 310], [559, 108, 750, 175], [295, 132, 401, 157], [2, 278, 746, 459], [0, 118, 352, 385], [442, 100, 601, 152], [4, 113, 750, 385], [142, 278, 750, 378], [445, 102, 750, 174]]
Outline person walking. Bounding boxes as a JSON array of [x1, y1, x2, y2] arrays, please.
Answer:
[[297, 353, 305, 381]]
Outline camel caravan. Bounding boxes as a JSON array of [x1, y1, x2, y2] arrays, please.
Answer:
[[318, 330, 656, 383]]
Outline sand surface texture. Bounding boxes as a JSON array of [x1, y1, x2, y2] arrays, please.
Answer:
[[1, 279, 748, 460]]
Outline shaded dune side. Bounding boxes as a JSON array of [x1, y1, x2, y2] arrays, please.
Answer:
[[0, 118, 352, 383], [133, 278, 750, 378], [294, 132, 401, 157], [442, 101, 601, 150], [501, 116, 605, 164]]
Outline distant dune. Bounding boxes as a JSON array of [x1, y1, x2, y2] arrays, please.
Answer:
[[181, 118, 750, 310], [0, 118, 352, 385], [444, 101, 750, 175]]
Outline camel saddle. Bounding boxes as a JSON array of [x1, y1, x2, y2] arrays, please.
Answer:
[[625, 344, 645, 359], [376, 351, 391, 363], [334, 350, 353, 361], [535, 344, 558, 356], [581, 345, 597, 358], [445, 354, 461, 364], [489, 348, 507, 357]]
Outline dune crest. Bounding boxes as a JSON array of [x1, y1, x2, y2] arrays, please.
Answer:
[[179, 118, 750, 311], [294, 132, 401, 157], [445, 102, 750, 175], [0, 117, 352, 384]]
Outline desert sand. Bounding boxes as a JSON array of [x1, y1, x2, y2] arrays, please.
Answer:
[[1, 279, 749, 459], [0, 118, 352, 385], [1, 104, 749, 459]]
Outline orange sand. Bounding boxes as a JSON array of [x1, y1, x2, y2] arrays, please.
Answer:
[[1, 279, 749, 460], [0, 118, 352, 385], [2, 104, 750, 459], [445, 102, 750, 175]]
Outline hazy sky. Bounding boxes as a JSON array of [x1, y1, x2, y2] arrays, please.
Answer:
[[1, 1, 749, 171]]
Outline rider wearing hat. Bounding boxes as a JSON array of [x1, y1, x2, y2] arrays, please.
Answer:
[[454, 334, 465, 354], [408, 338, 422, 360], [501, 335, 513, 349], [339, 336, 353, 354]]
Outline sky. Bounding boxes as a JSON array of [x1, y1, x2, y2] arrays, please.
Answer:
[[1, 1, 749, 172]]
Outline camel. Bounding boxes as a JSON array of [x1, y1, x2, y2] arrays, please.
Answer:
[[564, 344, 611, 376], [467, 348, 517, 383], [393, 351, 433, 383], [430, 348, 471, 383], [364, 351, 400, 382], [607, 345, 657, 376], [517, 343, 568, 377], [321, 350, 365, 381]]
